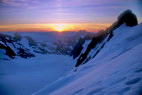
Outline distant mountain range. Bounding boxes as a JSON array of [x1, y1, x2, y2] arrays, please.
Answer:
[[0, 30, 95, 60]]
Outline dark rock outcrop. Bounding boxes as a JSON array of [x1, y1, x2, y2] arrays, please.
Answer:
[[0, 43, 16, 59], [17, 48, 35, 58], [75, 33, 106, 67], [71, 38, 85, 59]]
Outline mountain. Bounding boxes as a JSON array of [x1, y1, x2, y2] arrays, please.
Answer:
[[0, 31, 94, 60], [34, 23, 142, 95], [32, 10, 142, 95], [73, 10, 138, 67], [0, 30, 94, 95], [0, 10, 142, 95]]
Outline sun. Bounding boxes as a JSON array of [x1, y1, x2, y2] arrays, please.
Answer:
[[54, 24, 64, 32]]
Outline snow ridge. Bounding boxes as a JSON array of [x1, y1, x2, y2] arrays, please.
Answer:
[[33, 23, 142, 95]]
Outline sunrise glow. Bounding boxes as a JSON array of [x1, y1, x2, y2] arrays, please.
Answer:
[[52, 24, 65, 32], [0, 23, 111, 32]]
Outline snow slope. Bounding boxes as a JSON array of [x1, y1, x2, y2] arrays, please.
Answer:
[[0, 54, 75, 95], [33, 24, 142, 95]]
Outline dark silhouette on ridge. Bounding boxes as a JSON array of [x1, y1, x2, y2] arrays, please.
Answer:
[[117, 10, 138, 27]]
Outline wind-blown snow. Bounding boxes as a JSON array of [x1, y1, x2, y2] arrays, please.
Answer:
[[33, 24, 142, 95]]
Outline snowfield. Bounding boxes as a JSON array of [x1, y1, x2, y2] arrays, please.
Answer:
[[0, 54, 75, 95], [33, 24, 142, 95], [0, 23, 142, 95]]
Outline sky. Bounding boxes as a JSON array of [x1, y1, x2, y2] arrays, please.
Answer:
[[0, 0, 142, 32]]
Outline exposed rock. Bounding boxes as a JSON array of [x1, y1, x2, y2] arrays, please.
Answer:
[[117, 10, 138, 27], [17, 48, 35, 58], [0, 43, 16, 59], [71, 38, 85, 59], [75, 34, 105, 67]]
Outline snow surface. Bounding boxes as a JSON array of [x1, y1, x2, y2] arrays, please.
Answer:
[[0, 54, 75, 95], [0, 24, 142, 95], [33, 24, 142, 95]]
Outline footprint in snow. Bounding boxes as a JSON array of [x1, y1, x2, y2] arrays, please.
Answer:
[[73, 89, 84, 95], [109, 71, 119, 76], [86, 88, 103, 95], [125, 78, 141, 85]]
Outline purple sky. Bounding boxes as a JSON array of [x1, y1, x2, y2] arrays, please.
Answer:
[[0, 0, 141, 31]]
